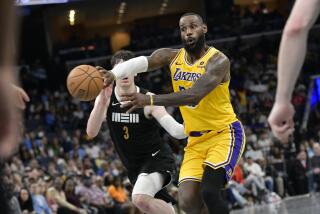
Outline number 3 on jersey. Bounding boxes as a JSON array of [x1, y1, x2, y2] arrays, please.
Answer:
[[123, 126, 129, 140]]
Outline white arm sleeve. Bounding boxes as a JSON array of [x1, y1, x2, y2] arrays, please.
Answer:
[[111, 56, 148, 79], [157, 114, 187, 139]]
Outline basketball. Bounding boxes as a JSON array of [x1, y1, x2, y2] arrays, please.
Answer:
[[66, 65, 104, 101]]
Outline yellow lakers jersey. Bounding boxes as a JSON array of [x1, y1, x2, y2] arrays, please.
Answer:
[[170, 47, 237, 135]]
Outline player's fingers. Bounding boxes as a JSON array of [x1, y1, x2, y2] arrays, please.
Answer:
[[271, 122, 291, 134], [103, 78, 113, 88], [278, 128, 294, 143], [126, 105, 137, 114], [119, 96, 133, 102], [120, 101, 133, 109], [95, 66, 105, 71], [108, 82, 114, 88], [119, 93, 134, 97], [20, 89, 30, 102], [273, 127, 294, 143], [287, 117, 294, 129], [17, 96, 26, 110]]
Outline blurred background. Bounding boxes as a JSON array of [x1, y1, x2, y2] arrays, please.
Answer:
[[8, 0, 320, 213]]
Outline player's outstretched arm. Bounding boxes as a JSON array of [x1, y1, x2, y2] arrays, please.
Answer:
[[276, 0, 320, 102], [120, 52, 229, 112], [268, 0, 320, 143], [86, 85, 113, 138], [144, 93, 187, 139], [155, 52, 229, 106], [99, 48, 178, 87], [147, 48, 179, 71]]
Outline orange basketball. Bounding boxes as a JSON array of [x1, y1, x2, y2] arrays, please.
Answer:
[[66, 65, 104, 101]]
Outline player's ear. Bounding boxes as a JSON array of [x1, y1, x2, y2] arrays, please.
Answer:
[[202, 24, 208, 34]]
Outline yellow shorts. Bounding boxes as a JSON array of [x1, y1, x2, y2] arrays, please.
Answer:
[[179, 121, 246, 185]]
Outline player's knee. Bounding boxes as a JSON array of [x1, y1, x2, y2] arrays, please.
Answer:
[[178, 190, 199, 212], [201, 167, 225, 203], [201, 185, 219, 204], [132, 194, 152, 212]]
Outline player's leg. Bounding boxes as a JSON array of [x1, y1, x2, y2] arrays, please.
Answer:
[[132, 172, 175, 214], [178, 181, 207, 214], [201, 167, 229, 214], [202, 121, 246, 214], [178, 141, 208, 214]]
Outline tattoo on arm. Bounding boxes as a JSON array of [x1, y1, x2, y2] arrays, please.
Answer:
[[153, 52, 230, 106], [147, 48, 179, 71]]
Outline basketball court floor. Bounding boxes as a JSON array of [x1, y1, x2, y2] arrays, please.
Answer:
[[231, 193, 320, 214]]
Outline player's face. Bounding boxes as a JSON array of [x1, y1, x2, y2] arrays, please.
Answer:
[[179, 15, 207, 54], [116, 75, 135, 87], [114, 59, 135, 87]]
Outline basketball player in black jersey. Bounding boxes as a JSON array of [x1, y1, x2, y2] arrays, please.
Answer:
[[87, 50, 186, 214]]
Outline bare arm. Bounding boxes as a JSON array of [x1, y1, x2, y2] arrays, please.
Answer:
[[147, 48, 179, 71], [100, 49, 178, 86], [120, 52, 230, 112], [276, 0, 320, 102], [152, 52, 229, 106], [144, 101, 186, 139], [86, 85, 113, 138]]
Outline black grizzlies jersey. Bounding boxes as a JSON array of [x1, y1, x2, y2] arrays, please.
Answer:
[[106, 87, 164, 169]]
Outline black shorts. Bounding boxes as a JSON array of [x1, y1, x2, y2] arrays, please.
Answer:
[[127, 143, 177, 204]]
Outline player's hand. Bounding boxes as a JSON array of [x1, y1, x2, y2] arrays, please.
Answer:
[[268, 101, 295, 143], [120, 93, 150, 113], [96, 66, 115, 88], [99, 83, 113, 104], [12, 84, 30, 110]]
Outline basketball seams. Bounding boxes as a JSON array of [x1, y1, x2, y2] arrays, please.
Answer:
[[70, 66, 95, 96], [91, 78, 100, 94], [68, 73, 86, 79], [68, 65, 103, 101], [70, 77, 90, 96], [85, 79, 92, 101]]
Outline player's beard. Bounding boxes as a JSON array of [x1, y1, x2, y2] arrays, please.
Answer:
[[182, 34, 205, 55]]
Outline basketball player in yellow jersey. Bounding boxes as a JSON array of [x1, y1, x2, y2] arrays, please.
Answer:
[[100, 13, 245, 214]]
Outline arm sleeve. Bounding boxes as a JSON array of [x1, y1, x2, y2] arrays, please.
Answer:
[[157, 114, 187, 139], [111, 56, 148, 80]]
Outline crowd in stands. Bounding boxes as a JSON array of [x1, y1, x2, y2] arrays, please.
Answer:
[[130, 3, 285, 51], [57, 3, 287, 61], [3, 8, 320, 214]]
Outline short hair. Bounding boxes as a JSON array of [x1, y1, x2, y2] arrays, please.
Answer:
[[180, 12, 204, 24], [110, 50, 135, 68]]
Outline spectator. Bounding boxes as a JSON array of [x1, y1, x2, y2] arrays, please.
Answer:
[[63, 177, 89, 214], [290, 151, 309, 195], [76, 176, 107, 213], [107, 177, 135, 214], [46, 177, 86, 214], [243, 156, 267, 200], [227, 159, 250, 208], [311, 143, 320, 191], [18, 188, 35, 214], [30, 182, 52, 214]]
